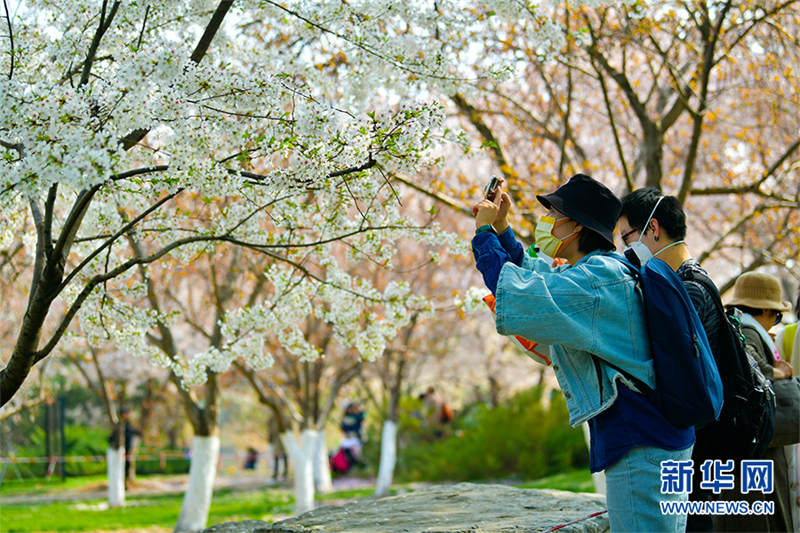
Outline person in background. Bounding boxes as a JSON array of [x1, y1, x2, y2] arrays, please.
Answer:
[[112, 406, 140, 489], [727, 271, 793, 532], [776, 287, 800, 378], [339, 401, 365, 465], [418, 386, 454, 438], [340, 401, 365, 443], [472, 173, 693, 532], [775, 286, 800, 532], [267, 414, 287, 482], [243, 446, 258, 470]]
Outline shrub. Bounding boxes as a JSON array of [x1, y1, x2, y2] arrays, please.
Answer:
[[364, 385, 588, 482]]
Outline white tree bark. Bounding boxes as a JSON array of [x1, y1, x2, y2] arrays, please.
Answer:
[[106, 446, 126, 507], [581, 422, 605, 495], [374, 419, 398, 497], [282, 429, 315, 515], [174, 435, 220, 533], [312, 429, 333, 493]]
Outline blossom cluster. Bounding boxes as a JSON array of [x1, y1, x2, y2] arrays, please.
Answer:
[[0, 1, 617, 392]]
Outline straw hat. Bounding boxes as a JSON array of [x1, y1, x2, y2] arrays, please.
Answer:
[[727, 271, 792, 312]]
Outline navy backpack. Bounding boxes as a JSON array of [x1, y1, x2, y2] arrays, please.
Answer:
[[604, 256, 724, 428]]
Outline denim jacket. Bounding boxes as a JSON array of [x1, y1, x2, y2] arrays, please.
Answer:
[[495, 250, 654, 427]]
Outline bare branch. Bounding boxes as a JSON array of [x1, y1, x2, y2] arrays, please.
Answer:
[[691, 138, 800, 197], [235, 361, 303, 425], [676, 0, 733, 203], [590, 55, 633, 192]]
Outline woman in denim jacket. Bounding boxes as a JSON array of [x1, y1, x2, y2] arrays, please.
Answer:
[[472, 174, 694, 532]]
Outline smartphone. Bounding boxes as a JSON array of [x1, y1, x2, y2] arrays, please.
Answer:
[[484, 176, 501, 199]]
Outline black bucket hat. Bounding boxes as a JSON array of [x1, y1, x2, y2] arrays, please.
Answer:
[[536, 174, 621, 247]]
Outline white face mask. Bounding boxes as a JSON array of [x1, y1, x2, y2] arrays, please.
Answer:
[[623, 196, 663, 268]]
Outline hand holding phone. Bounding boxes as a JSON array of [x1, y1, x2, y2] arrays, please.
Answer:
[[484, 176, 501, 200]]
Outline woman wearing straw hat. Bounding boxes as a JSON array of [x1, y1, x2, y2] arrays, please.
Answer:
[[725, 271, 793, 532], [727, 272, 793, 381]]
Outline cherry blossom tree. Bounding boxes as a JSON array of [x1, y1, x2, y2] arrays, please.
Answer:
[[1, 0, 502, 407]]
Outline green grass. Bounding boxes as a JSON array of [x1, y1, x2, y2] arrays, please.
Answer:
[[0, 475, 109, 496], [316, 487, 375, 501], [513, 468, 595, 493], [0, 471, 593, 532], [0, 487, 293, 532]]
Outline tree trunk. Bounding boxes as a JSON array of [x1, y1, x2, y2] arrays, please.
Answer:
[[312, 429, 332, 493], [106, 446, 126, 507], [581, 422, 605, 495], [174, 435, 220, 533], [374, 419, 398, 497], [282, 430, 315, 515]]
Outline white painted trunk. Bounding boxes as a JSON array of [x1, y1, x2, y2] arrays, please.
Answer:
[[281, 430, 315, 515], [174, 435, 220, 533], [312, 429, 333, 493], [375, 420, 398, 497], [581, 422, 605, 495], [106, 446, 125, 507]]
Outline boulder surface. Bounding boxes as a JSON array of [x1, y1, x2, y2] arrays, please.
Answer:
[[203, 482, 609, 532]]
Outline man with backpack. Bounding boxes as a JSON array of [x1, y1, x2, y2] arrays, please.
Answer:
[[619, 188, 775, 532]]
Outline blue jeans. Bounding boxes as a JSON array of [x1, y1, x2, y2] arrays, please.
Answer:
[[605, 445, 693, 532]]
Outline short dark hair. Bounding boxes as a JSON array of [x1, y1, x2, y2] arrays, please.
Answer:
[[620, 188, 687, 240], [578, 228, 615, 253]]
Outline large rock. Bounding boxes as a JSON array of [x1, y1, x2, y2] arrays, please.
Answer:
[[203, 482, 609, 533]]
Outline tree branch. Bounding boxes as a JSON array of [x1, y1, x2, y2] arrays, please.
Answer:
[[691, 138, 800, 197], [120, 0, 235, 150], [2, 0, 13, 80], [32, 234, 224, 364], [58, 189, 183, 295], [135, 5, 150, 50], [590, 55, 633, 192], [451, 93, 515, 182], [79, 1, 121, 88], [676, 0, 732, 204], [42, 184, 58, 259]]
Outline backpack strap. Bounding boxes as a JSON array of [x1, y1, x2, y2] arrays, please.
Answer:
[[589, 254, 653, 397]]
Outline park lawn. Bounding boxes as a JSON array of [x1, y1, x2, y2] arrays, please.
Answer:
[[0, 487, 293, 532], [0, 475, 110, 496], [0, 472, 592, 532], [514, 468, 595, 493]]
